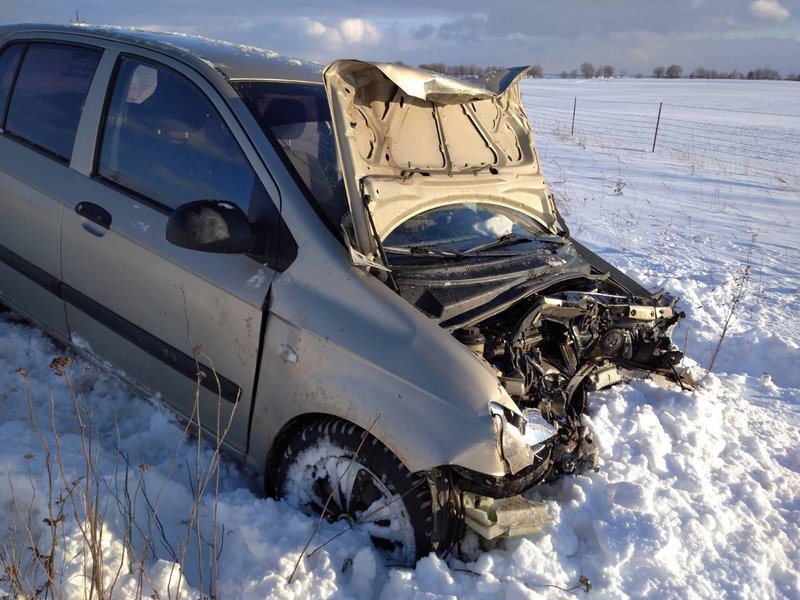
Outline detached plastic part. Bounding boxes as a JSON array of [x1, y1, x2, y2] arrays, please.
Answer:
[[463, 494, 551, 539]]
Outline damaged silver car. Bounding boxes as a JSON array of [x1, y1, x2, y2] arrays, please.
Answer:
[[0, 25, 684, 565]]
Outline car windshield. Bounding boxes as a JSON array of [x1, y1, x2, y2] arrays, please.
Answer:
[[384, 203, 546, 255], [233, 81, 348, 228]]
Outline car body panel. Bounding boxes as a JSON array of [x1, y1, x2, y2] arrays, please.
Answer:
[[0, 24, 325, 84], [252, 260, 513, 477], [62, 40, 280, 453], [0, 135, 69, 337], [323, 60, 561, 256], [0, 29, 280, 453]]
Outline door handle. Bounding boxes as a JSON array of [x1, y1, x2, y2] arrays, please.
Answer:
[[76, 202, 112, 230]]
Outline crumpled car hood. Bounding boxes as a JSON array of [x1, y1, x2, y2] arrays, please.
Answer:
[[323, 60, 564, 256]]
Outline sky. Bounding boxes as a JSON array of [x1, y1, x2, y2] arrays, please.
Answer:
[[1, 1, 798, 75]]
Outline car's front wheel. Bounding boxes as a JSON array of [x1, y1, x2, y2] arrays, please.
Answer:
[[274, 418, 455, 566]]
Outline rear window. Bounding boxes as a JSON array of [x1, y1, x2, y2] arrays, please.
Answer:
[[0, 44, 24, 123], [4, 43, 101, 161]]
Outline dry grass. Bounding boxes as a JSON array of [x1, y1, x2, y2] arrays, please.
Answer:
[[0, 347, 235, 600]]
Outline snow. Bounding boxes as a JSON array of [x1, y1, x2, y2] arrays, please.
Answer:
[[2, 79, 799, 598], [474, 214, 514, 237], [246, 267, 268, 288]]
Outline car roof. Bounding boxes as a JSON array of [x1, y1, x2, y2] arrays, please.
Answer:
[[0, 23, 324, 84]]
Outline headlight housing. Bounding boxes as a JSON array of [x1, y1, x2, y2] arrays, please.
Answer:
[[488, 401, 557, 474]]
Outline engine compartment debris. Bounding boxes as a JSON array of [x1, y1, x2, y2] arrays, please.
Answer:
[[391, 232, 686, 489]]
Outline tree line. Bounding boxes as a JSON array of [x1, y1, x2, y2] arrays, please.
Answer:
[[417, 62, 544, 78], [556, 62, 796, 81], [568, 63, 792, 80], [417, 63, 504, 77], [415, 61, 798, 81], [688, 67, 789, 80]]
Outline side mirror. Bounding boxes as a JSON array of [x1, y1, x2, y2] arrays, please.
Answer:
[[166, 200, 267, 255]]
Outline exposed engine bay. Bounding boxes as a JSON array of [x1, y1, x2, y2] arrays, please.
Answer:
[[467, 283, 683, 478], [389, 233, 685, 490]]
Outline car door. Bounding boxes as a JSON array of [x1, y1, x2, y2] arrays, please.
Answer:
[[0, 39, 102, 338], [61, 49, 282, 453]]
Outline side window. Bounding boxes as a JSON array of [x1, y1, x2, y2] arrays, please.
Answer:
[[0, 44, 25, 123], [98, 58, 265, 215], [4, 43, 101, 161]]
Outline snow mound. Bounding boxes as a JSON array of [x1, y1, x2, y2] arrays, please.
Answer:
[[380, 373, 800, 598], [1, 315, 798, 598]]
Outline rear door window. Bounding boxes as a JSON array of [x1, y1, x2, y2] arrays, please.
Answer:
[[4, 43, 101, 161], [0, 43, 24, 122], [98, 57, 265, 215]]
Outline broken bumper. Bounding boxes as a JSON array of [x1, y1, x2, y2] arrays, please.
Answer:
[[463, 494, 551, 539]]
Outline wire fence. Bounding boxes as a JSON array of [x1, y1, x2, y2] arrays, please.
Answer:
[[524, 94, 800, 187]]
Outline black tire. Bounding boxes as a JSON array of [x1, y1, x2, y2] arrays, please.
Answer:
[[274, 417, 456, 565]]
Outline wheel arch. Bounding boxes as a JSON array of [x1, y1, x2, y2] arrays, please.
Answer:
[[263, 411, 334, 495]]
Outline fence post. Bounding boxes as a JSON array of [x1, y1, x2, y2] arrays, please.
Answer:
[[571, 97, 577, 136], [652, 101, 663, 152]]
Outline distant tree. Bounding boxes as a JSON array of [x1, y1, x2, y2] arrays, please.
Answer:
[[786, 73, 799, 81], [745, 67, 780, 80], [527, 64, 543, 78], [392, 60, 406, 65], [752, 67, 781, 80], [419, 62, 447, 74], [559, 70, 569, 79], [635, 73, 642, 78], [653, 66, 665, 78], [570, 69, 578, 79], [418, 63, 517, 78], [692, 67, 725, 79], [619, 68, 628, 78], [665, 64, 683, 78], [580, 62, 594, 78], [593, 65, 615, 78]]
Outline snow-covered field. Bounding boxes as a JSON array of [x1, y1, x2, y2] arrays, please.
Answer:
[[1, 78, 798, 599]]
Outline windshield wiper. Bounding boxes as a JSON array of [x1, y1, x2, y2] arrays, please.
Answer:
[[463, 232, 534, 254], [383, 245, 470, 259]]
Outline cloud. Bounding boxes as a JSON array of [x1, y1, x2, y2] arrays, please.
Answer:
[[750, 0, 791, 21], [302, 19, 341, 48], [1, 1, 797, 72], [304, 20, 327, 38], [438, 15, 487, 42], [339, 18, 381, 44], [412, 24, 436, 40], [302, 17, 380, 49]]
